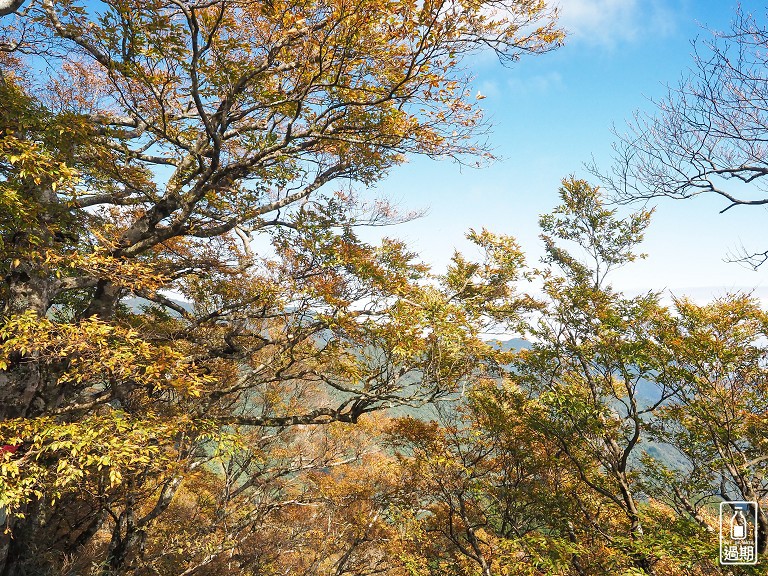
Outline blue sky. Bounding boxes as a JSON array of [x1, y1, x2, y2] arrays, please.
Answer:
[[368, 0, 768, 302]]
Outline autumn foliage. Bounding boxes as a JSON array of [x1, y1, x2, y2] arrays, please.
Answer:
[[0, 0, 767, 574]]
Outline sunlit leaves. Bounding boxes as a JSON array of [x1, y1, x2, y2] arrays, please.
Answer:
[[539, 178, 652, 288], [0, 311, 212, 395], [0, 0, 566, 570], [0, 411, 207, 519]]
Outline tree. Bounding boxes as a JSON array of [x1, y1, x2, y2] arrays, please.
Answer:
[[642, 295, 768, 556], [388, 180, 700, 576], [388, 385, 589, 576], [596, 7, 768, 267], [514, 179, 672, 575], [0, 0, 563, 572]]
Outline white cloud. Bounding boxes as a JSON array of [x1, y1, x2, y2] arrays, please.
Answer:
[[555, 0, 678, 47], [506, 71, 564, 95]]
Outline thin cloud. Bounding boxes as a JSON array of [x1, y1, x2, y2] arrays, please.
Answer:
[[506, 72, 564, 96], [555, 0, 678, 47]]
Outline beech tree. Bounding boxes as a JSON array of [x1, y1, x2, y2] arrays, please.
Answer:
[[597, 7, 768, 267], [388, 181, 669, 576], [388, 388, 585, 576], [512, 180, 669, 575], [642, 295, 768, 554], [0, 0, 562, 572]]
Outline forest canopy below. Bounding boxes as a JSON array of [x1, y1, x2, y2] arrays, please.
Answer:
[[1, 0, 768, 575]]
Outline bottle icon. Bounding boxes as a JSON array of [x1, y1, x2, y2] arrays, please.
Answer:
[[731, 509, 747, 540], [719, 501, 759, 565]]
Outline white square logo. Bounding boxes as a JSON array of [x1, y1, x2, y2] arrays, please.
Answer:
[[720, 501, 759, 565]]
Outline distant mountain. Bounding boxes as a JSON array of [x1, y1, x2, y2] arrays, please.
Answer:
[[122, 296, 192, 315], [493, 338, 532, 352], [492, 337, 684, 471]]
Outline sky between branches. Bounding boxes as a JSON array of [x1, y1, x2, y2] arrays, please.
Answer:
[[364, 0, 768, 304]]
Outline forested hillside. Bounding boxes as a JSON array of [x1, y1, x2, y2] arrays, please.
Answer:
[[1, 0, 768, 574]]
